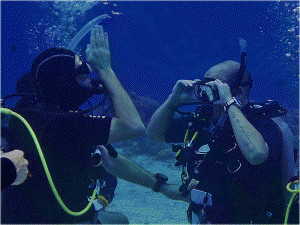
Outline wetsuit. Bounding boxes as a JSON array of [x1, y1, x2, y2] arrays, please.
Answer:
[[1, 105, 117, 224], [165, 104, 285, 224]]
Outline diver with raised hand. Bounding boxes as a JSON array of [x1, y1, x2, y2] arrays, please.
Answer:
[[1, 25, 186, 224], [146, 53, 297, 223], [2, 24, 143, 224]]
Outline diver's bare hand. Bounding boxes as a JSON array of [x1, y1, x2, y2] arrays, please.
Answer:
[[96, 145, 114, 170], [205, 79, 232, 104], [86, 25, 111, 73], [168, 79, 201, 107], [160, 183, 191, 203]]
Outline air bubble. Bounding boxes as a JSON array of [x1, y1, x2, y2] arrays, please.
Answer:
[[27, 1, 118, 52]]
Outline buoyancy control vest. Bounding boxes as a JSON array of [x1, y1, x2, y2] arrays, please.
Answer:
[[173, 100, 296, 224]]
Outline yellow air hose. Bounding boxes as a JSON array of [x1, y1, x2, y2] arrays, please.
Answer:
[[284, 180, 299, 225], [0, 108, 97, 216]]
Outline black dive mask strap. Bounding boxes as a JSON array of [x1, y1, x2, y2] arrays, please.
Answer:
[[240, 76, 253, 88]]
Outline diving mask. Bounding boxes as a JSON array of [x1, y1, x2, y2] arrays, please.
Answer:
[[195, 80, 220, 104]]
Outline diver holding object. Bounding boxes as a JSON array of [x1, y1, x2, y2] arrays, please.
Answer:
[[147, 38, 297, 224]]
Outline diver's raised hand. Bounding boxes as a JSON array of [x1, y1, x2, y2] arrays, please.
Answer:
[[205, 79, 233, 104], [168, 79, 201, 107], [86, 25, 111, 73]]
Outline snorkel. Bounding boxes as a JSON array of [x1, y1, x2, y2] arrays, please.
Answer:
[[236, 38, 247, 87], [231, 38, 253, 91]]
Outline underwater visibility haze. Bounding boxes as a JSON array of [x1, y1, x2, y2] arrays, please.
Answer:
[[1, 1, 299, 108], [1, 1, 299, 224]]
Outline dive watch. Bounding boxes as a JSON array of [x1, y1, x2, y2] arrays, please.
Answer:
[[153, 173, 168, 192], [224, 97, 241, 112]]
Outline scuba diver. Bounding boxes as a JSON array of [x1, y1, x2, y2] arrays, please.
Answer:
[[1, 25, 188, 224], [146, 39, 298, 224], [1, 25, 145, 224]]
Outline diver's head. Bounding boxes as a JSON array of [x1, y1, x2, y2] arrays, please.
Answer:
[[31, 47, 94, 111], [204, 60, 252, 98], [202, 60, 253, 121]]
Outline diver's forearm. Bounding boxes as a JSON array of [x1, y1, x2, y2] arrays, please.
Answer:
[[100, 68, 145, 131], [102, 154, 156, 189], [146, 95, 176, 142], [228, 105, 269, 165]]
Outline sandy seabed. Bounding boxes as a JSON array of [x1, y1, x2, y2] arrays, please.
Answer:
[[105, 150, 190, 224]]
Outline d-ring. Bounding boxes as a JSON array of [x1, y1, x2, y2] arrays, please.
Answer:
[[225, 143, 237, 153], [227, 159, 241, 173]]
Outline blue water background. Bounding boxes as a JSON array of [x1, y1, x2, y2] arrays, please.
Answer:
[[1, 2, 299, 224], [1, 1, 299, 109]]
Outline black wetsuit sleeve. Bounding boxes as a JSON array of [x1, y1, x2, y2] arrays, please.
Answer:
[[165, 116, 193, 143], [1, 157, 17, 190]]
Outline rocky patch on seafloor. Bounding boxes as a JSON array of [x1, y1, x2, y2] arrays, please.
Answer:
[[112, 136, 175, 162]]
